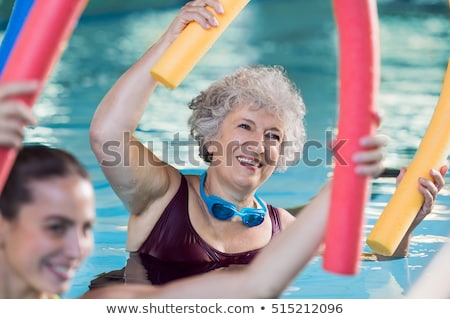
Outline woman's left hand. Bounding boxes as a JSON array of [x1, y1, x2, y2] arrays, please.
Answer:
[[351, 134, 389, 177]]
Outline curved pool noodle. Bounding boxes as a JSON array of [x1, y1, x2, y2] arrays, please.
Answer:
[[150, 0, 250, 89], [323, 0, 380, 275], [0, 0, 89, 193], [0, 0, 34, 74], [366, 59, 450, 256]]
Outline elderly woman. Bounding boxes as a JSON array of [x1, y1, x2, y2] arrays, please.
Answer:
[[89, 0, 445, 285]]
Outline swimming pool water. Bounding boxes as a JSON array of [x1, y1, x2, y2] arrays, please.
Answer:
[[1, 0, 449, 298]]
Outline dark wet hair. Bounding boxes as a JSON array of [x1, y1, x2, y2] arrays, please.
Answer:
[[0, 144, 90, 221]]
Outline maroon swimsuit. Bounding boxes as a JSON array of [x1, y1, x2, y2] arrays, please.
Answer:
[[132, 174, 282, 284]]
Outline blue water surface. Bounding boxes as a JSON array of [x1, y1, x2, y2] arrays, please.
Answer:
[[1, 0, 449, 299]]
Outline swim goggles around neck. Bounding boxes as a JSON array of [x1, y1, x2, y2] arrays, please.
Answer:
[[199, 171, 268, 227]]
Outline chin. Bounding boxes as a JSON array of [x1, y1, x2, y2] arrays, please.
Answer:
[[41, 281, 70, 297]]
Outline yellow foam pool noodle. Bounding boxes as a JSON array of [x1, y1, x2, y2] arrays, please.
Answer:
[[366, 59, 450, 256], [151, 0, 251, 89]]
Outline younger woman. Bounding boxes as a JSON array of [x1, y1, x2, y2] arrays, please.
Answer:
[[0, 145, 95, 298]]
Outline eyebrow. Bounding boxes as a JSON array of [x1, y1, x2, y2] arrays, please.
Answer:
[[44, 216, 74, 224], [239, 118, 283, 132], [44, 216, 95, 227]]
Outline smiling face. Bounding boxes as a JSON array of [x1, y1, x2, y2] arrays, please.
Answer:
[[207, 104, 285, 190], [189, 65, 306, 173], [0, 175, 95, 297]]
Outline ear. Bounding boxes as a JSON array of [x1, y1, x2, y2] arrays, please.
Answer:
[[0, 212, 4, 247], [202, 141, 214, 162], [205, 141, 213, 154]]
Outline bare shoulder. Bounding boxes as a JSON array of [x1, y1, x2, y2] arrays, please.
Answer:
[[276, 207, 296, 229], [125, 168, 184, 251]]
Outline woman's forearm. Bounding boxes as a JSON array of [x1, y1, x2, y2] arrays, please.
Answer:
[[241, 182, 332, 298]]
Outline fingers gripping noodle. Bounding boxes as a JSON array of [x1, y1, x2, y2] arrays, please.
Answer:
[[366, 59, 450, 256], [150, 0, 251, 89], [0, 0, 89, 193], [323, 0, 380, 275], [0, 0, 34, 74]]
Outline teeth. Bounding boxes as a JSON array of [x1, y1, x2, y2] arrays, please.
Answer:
[[54, 265, 70, 274], [237, 156, 259, 166], [52, 264, 77, 279]]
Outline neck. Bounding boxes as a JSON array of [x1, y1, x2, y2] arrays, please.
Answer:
[[204, 171, 256, 209]]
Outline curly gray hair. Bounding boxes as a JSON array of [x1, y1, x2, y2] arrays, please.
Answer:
[[188, 65, 306, 172]]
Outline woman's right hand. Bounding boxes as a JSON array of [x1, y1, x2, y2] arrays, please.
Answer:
[[0, 82, 38, 148], [162, 0, 224, 43]]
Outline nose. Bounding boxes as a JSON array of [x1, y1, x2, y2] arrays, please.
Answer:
[[254, 140, 265, 154], [65, 229, 93, 260], [244, 131, 265, 154], [242, 140, 265, 157]]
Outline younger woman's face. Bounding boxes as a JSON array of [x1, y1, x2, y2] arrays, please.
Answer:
[[1, 175, 95, 296]]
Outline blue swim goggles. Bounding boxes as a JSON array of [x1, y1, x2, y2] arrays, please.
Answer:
[[199, 172, 268, 227]]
